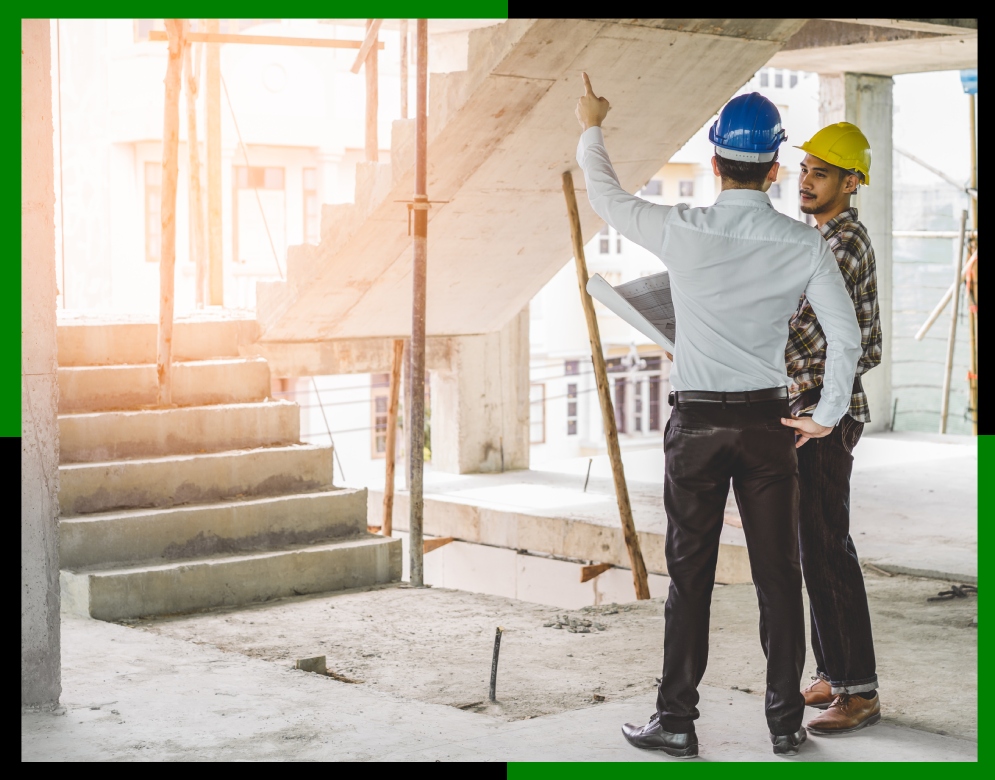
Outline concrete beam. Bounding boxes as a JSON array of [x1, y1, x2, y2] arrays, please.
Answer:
[[770, 19, 976, 75], [244, 336, 454, 377], [21, 19, 61, 710]]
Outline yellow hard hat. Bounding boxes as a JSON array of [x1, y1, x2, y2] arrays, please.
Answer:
[[795, 122, 872, 186]]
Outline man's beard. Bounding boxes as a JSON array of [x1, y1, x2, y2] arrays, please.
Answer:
[[799, 193, 826, 215]]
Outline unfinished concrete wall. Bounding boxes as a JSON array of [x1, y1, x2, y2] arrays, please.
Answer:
[[22, 18, 62, 710], [819, 73, 894, 433], [430, 307, 530, 474]]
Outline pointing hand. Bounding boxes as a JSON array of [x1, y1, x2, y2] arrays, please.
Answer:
[[575, 72, 611, 131]]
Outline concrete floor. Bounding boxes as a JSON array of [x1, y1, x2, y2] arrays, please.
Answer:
[[22, 610, 976, 762], [361, 430, 977, 584]]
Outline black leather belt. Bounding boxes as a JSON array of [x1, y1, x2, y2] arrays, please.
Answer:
[[668, 387, 788, 406]]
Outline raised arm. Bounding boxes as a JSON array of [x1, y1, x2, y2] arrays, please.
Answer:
[[574, 73, 670, 256]]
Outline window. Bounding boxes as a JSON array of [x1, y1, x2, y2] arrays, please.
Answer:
[[617, 236, 623, 253], [145, 162, 161, 263], [599, 225, 609, 254], [565, 360, 580, 376], [646, 357, 662, 432], [530, 384, 545, 444], [768, 183, 782, 199], [679, 180, 694, 198], [614, 377, 627, 433], [371, 373, 391, 458], [641, 179, 662, 197], [233, 165, 286, 267], [303, 167, 319, 245], [760, 69, 769, 88], [634, 380, 643, 433], [567, 383, 578, 436], [134, 19, 165, 42], [790, 72, 798, 89], [775, 71, 783, 89]]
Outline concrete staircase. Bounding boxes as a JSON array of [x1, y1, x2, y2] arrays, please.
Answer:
[[57, 313, 401, 621], [254, 19, 806, 343]]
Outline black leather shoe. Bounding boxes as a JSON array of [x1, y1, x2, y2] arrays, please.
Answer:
[[770, 728, 808, 756], [621, 713, 698, 758]]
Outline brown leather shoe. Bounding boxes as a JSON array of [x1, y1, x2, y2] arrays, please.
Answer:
[[806, 694, 881, 735], [802, 677, 835, 709]]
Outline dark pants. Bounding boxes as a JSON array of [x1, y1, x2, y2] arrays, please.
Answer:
[[656, 392, 806, 737], [793, 393, 878, 695]]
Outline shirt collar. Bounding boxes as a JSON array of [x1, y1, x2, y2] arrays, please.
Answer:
[[820, 207, 859, 238], [714, 189, 773, 208]]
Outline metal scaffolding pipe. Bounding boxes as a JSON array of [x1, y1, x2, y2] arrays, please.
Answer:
[[408, 19, 428, 587]]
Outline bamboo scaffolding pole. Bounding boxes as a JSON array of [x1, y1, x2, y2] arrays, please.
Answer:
[[967, 92, 978, 435], [363, 19, 379, 162], [939, 209, 968, 434], [382, 338, 404, 537], [150, 30, 383, 50], [205, 19, 222, 305], [400, 20, 408, 119], [157, 19, 186, 406], [183, 32, 206, 308], [561, 170, 650, 601]]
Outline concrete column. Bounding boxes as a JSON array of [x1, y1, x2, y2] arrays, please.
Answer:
[[21, 19, 62, 710], [430, 308, 530, 474], [820, 73, 893, 432]]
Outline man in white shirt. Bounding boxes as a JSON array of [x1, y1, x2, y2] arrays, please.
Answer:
[[574, 74, 862, 758]]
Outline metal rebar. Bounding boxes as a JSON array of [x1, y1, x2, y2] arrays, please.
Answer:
[[310, 376, 346, 483], [408, 19, 428, 588], [583, 458, 593, 492], [489, 626, 504, 702], [939, 210, 968, 434]]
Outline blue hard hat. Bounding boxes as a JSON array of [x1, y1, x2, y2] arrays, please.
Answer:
[[708, 92, 787, 162]]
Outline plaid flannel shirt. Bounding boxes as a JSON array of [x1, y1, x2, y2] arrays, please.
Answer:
[[786, 208, 882, 422]]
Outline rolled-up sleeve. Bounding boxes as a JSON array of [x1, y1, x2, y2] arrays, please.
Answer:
[[804, 240, 862, 427], [576, 127, 669, 256]]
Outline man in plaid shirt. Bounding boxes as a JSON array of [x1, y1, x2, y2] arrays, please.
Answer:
[[786, 122, 883, 736]]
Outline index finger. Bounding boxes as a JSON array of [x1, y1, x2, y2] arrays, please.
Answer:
[[582, 72, 594, 95]]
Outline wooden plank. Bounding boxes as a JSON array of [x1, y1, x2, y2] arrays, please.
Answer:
[[149, 30, 383, 50], [424, 536, 454, 554], [364, 19, 379, 162], [580, 563, 612, 583], [350, 18, 384, 74], [183, 35, 206, 308], [382, 338, 404, 536], [157, 20, 185, 407], [562, 170, 650, 601]]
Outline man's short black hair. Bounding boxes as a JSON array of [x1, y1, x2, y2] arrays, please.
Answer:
[[715, 150, 778, 188]]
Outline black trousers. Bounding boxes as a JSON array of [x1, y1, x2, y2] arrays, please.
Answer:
[[794, 399, 878, 695], [656, 393, 806, 736]]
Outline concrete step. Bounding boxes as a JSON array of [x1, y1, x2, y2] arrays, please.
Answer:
[[61, 535, 402, 621], [58, 358, 271, 413], [59, 444, 335, 516], [59, 400, 300, 463], [57, 313, 259, 367], [60, 488, 368, 569]]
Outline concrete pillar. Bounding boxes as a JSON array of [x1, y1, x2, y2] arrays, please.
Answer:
[[430, 308, 530, 474], [820, 73, 893, 432], [21, 19, 62, 710]]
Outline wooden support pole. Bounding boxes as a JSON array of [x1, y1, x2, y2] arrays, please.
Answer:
[[184, 33, 206, 308], [408, 19, 428, 588], [350, 19, 384, 73], [939, 209, 968, 434], [424, 536, 454, 554], [580, 563, 613, 583], [967, 92, 978, 436], [205, 18, 223, 306], [363, 19, 379, 163], [561, 171, 650, 601], [157, 20, 186, 407], [399, 19, 408, 119], [382, 338, 404, 537]]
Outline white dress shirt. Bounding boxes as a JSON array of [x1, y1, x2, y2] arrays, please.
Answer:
[[576, 126, 861, 428]]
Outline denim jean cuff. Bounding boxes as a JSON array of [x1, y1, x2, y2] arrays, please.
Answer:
[[817, 671, 878, 695]]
